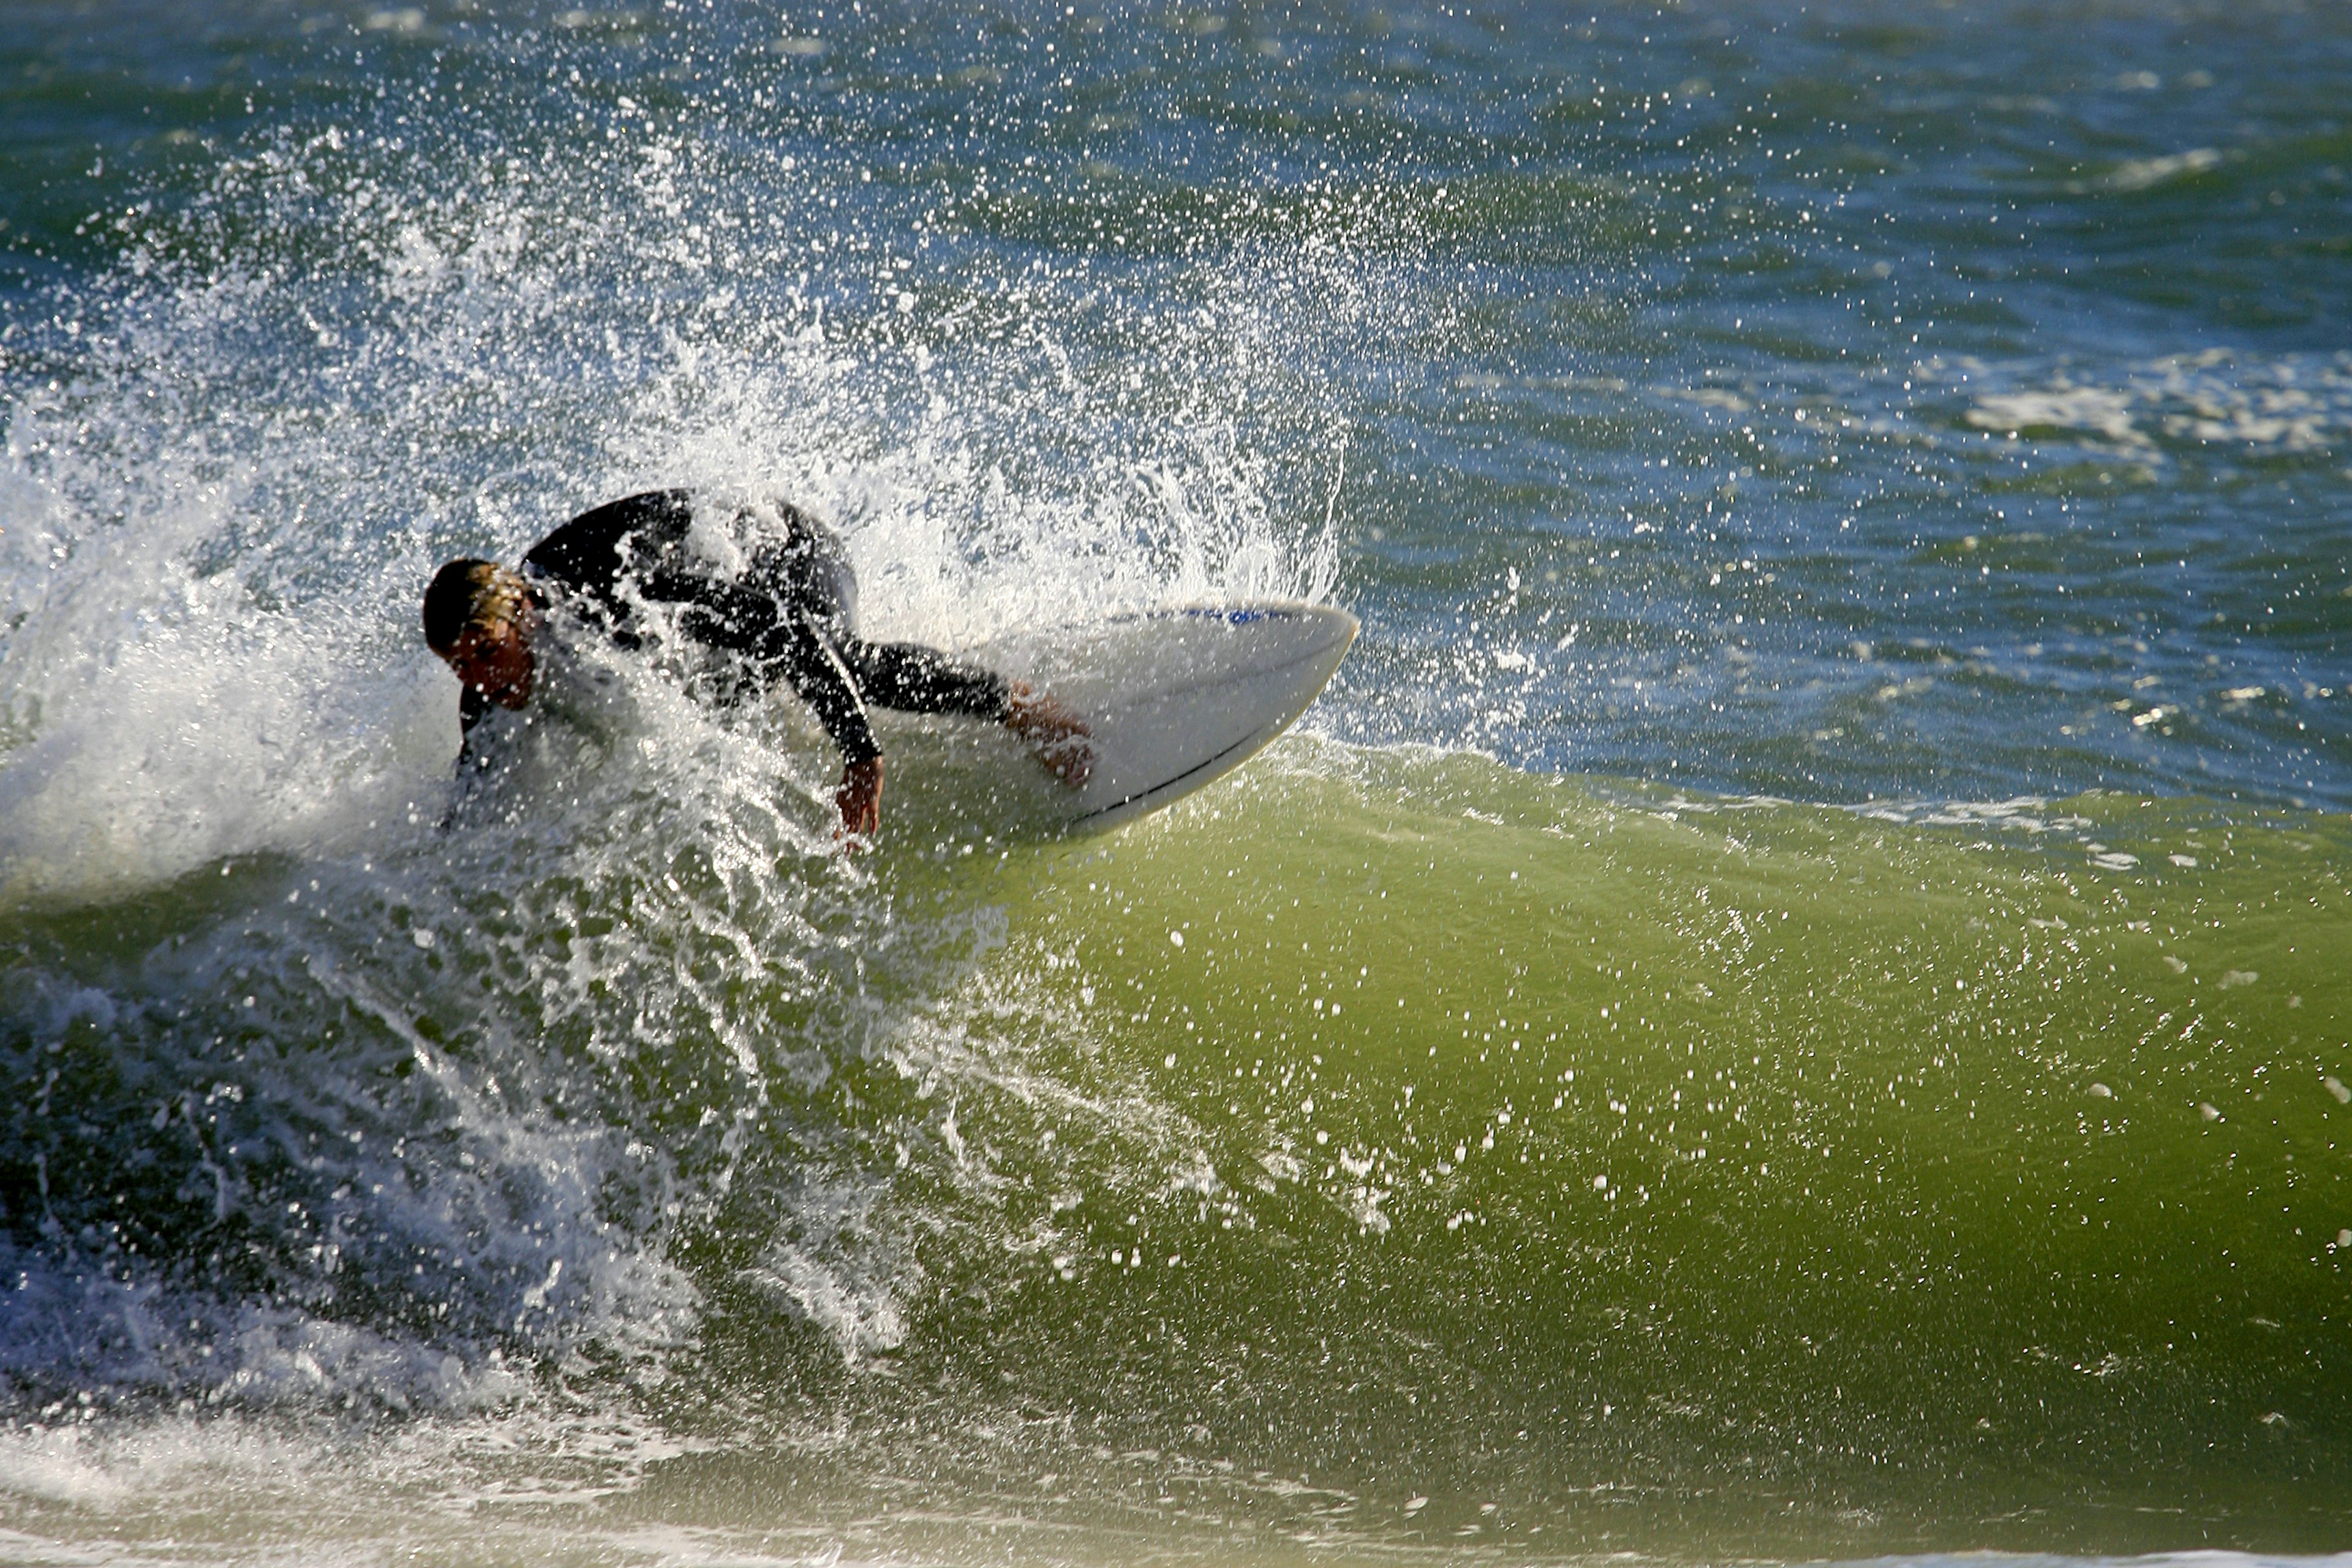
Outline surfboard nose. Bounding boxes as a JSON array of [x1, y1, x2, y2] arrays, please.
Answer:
[[1277, 603, 1358, 679], [959, 598, 1362, 833]]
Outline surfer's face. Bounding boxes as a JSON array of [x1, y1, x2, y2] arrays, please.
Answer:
[[443, 607, 538, 709]]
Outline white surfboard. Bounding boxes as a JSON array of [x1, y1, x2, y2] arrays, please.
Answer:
[[954, 600, 1358, 833]]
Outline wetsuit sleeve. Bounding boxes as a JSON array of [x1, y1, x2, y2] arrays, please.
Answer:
[[840, 641, 1011, 723], [445, 688, 503, 829], [748, 606, 883, 768], [450, 685, 491, 777]]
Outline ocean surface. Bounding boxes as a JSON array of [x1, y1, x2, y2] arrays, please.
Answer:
[[2, 1, 2349, 1563]]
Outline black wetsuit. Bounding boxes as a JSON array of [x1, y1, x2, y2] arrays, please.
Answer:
[[460, 489, 1009, 766]]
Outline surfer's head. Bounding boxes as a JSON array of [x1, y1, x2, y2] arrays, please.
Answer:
[[424, 558, 540, 709]]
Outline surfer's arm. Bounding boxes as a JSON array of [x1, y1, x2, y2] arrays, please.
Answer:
[[753, 608, 883, 769], [452, 685, 491, 774], [436, 687, 494, 829], [839, 641, 1010, 722], [757, 612, 886, 843], [840, 643, 1088, 786]]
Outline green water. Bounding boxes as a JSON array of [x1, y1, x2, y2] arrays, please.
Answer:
[[606, 743, 2352, 1558], [3, 741, 2348, 1561]]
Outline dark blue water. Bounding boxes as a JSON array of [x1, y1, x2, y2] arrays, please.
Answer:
[[9, 0, 2350, 810], [3, 2, 2350, 1562]]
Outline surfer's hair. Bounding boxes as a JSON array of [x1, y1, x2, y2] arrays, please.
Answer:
[[423, 558, 532, 655]]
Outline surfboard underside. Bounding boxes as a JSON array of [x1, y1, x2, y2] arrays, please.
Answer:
[[886, 601, 1357, 837]]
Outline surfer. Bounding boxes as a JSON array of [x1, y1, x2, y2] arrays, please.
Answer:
[[423, 489, 1088, 841]]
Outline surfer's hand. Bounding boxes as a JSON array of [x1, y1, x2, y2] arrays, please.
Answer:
[[1006, 682, 1093, 788], [835, 756, 883, 845]]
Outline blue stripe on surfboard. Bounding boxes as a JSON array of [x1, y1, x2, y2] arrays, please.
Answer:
[[1088, 605, 1332, 631]]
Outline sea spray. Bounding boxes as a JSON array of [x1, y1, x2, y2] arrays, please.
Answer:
[[4, 1, 2351, 1562]]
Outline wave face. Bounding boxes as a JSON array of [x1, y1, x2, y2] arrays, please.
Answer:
[[2, 1, 2349, 1562]]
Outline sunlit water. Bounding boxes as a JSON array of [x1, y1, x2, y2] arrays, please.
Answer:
[[2, 2, 2348, 1564]]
